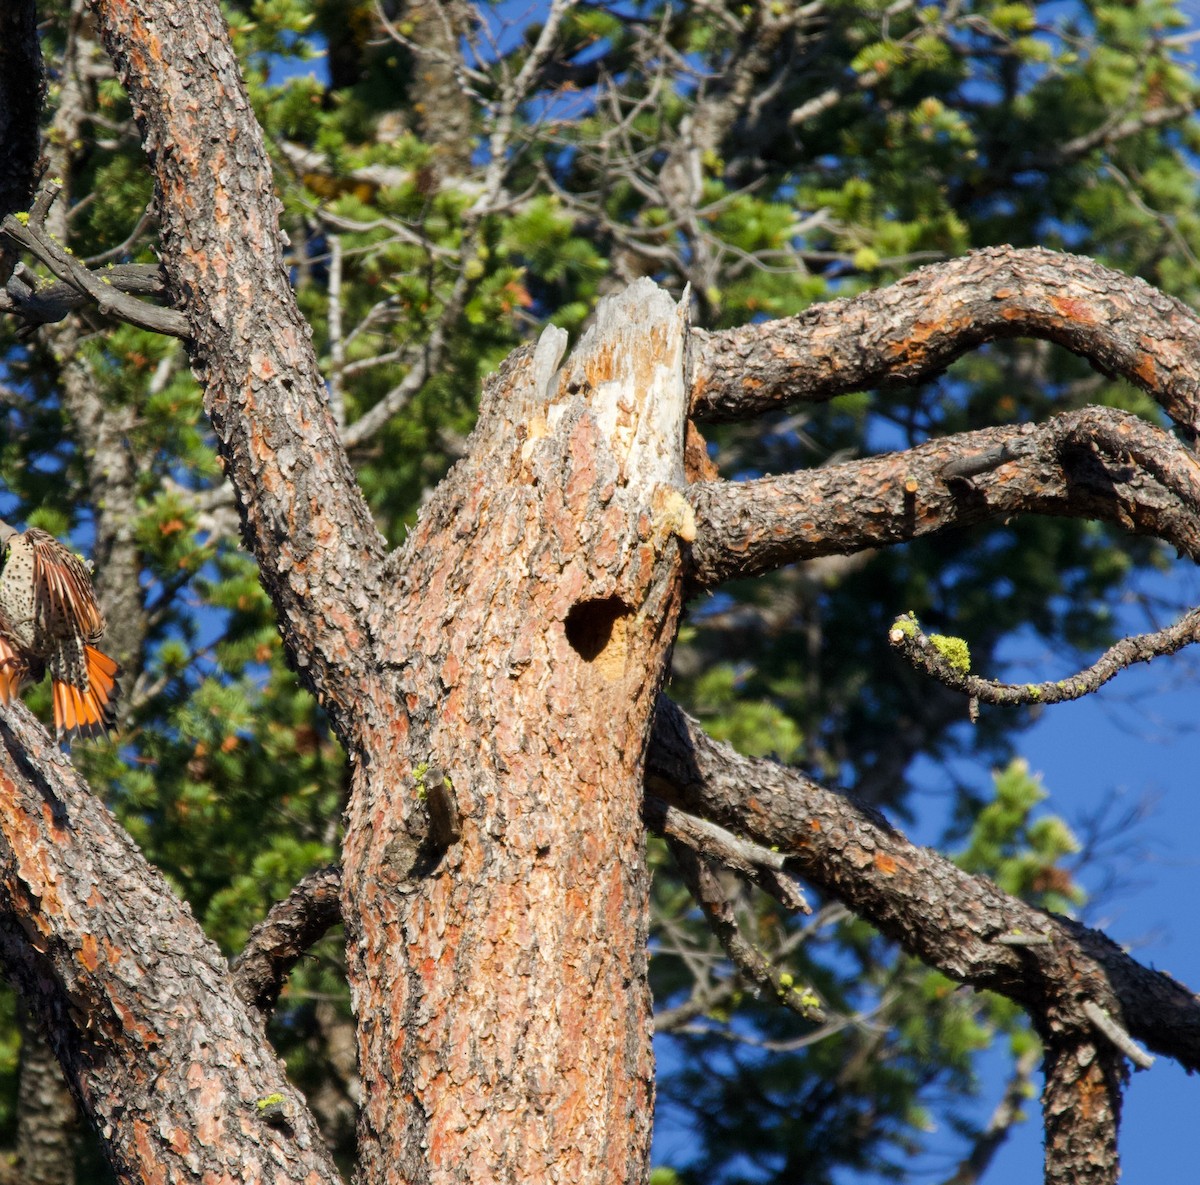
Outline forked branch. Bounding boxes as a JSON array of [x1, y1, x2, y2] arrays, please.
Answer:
[[0, 185, 188, 338], [668, 840, 824, 1023], [687, 405, 1200, 590], [648, 697, 1200, 1065], [646, 697, 1200, 1181]]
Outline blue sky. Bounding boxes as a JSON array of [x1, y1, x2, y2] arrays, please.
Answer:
[[977, 625, 1200, 1180]]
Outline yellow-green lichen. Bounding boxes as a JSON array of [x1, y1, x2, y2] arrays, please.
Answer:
[[929, 633, 971, 673]]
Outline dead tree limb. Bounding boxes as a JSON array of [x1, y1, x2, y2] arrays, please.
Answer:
[[687, 405, 1200, 589], [232, 866, 344, 1016], [691, 245, 1200, 439]]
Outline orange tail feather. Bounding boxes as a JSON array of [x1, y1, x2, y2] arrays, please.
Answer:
[[51, 680, 67, 735], [52, 646, 120, 740], [86, 645, 120, 695]]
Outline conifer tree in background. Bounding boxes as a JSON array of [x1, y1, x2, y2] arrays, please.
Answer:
[[0, 2, 1198, 1183]]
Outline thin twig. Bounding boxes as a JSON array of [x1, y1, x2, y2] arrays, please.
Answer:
[[669, 839, 824, 1023], [1082, 1000, 1155, 1070], [327, 234, 345, 432], [645, 794, 787, 872], [888, 608, 1200, 710]]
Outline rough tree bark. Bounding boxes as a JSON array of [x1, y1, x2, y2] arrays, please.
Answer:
[[0, 703, 341, 1183], [0, 2, 1199, 1185], [343, 284, 691, 1184]]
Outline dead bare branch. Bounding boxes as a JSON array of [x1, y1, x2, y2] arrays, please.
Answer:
[[644, 794, 788, 875], [645, 792, 811, 917], [1, 189, 188, 338], [232, 866, 344, 1017], [889, 606, 1200, 710], [691, 246, 1200, 439], [669, 839, 825, 1023], [1082, 1000, 1154, 1071], [687, 405, 1200, 590]]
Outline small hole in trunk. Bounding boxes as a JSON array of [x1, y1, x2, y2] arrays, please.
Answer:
[[565, 596, 631, 662]]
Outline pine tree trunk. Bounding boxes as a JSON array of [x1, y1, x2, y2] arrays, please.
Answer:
[[343, 283, 694, 1184]]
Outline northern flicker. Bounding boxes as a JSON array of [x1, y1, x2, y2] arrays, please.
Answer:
[[0, 521, 120, 740]]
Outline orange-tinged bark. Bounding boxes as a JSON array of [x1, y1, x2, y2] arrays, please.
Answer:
[[0, 702, 340, 1184], [345, 288, 693, 1183], [6, 5, 1200, 1183]]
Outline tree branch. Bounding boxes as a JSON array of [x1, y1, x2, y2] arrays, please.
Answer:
[[690, 246, 1200, 439], [1048, 100, 1198, 168], [0, 260, 173, 329], [888, 606, 1200, 710], [1081, 1000, 1153, 1071], [646, 698, 1200, 1181], [687, 405, 1200, 589], [644, 793, 786, 875], [0, 700, 339, 1184], [231, 866, 344, 1017], [645, 793, 811, 915], [92, 0, 387, 748], [1, 194, 189, 338], [646, 697, 1200, 1074], [668, 840, 824, 1023]]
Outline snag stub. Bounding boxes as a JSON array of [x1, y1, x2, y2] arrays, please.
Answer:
[[0, 520, 120, 740]]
